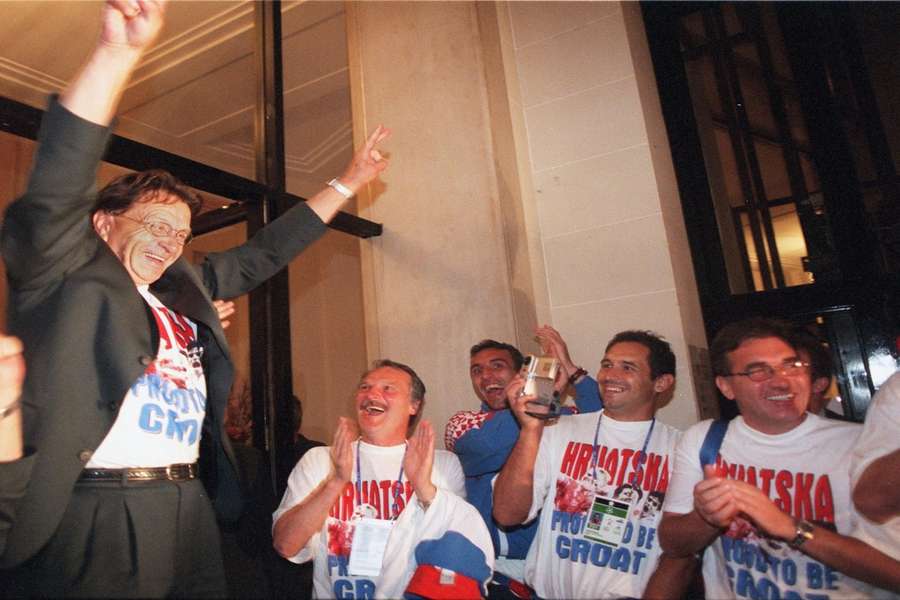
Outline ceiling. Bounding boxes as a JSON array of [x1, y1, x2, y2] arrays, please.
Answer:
[[0, 0, 353, 200]]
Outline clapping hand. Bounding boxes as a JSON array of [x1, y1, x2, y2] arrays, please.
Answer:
[[404, 420, 436, 504], [693, 465, 740, 529], [330, 417, 357, 484]]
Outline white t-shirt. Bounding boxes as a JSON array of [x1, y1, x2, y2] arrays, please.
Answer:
[[274, 441, 491, 599], [88, 286, 207, 468], [665, 414, 863, 600], [850, 372, 900, 599], [524, 411, 681, 599]]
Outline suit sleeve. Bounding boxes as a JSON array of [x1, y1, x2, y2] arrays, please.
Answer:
[[199, 201, 327, 300], [662, 421, 710, 515], [1, 97, 109, 298]]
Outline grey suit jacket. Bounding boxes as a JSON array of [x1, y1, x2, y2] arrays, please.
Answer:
[[0, 97, 327, 567]]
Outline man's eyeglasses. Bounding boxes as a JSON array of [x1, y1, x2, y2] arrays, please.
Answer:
[[724, 360, 810, 382], [115, 214, 193, 245]]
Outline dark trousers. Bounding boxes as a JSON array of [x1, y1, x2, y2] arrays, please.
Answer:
[[20, 477, 226, 598]]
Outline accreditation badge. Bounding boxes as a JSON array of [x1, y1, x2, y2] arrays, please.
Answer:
[[348, 517, 394, 577], [583, 494, 631, 547]]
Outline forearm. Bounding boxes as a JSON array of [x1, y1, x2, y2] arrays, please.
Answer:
[[272, 475, 345, 559], [796, 525, 900, 592], [305, 184, 354, 224], [658, 510, 722, 557], [414, 481, 437, 505], [60, 44, 143, 126], [492, 426, 542, 526], [642, 554, 699, 600], [853, 449, 900, 522]]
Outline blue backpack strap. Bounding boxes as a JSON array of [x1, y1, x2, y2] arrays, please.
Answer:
[[699, 419, 729, 468]]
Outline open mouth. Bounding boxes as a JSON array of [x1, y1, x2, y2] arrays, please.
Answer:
[[145, 252, 168, 264], [361, 402, 386, 415], [482, 384, 504, 396], [601, 383, 626, 394], [766, 393, 794, 402]]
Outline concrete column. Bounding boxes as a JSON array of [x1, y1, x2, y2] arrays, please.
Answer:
[[345, 1, 524, 436], [497, 1, 713, 427]]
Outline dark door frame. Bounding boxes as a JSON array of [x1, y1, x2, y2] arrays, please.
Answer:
[[641, 1, 899, 419], [0, 1, 380, 495]]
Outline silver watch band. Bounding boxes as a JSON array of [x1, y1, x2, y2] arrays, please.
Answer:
[[327, 178, 354, 199]]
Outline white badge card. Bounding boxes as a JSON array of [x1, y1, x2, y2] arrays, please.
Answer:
[[348, 518, 394, 577], [583, 495, 630, 547]]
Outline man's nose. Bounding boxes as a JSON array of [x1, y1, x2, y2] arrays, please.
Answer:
[[158, 235, 182, 254], [768, 369, 792, 386], [599, 368, 620, 380]]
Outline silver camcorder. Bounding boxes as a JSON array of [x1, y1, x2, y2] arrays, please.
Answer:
[[522, 355, 562, 420]]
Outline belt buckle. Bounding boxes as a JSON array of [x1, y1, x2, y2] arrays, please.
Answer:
[[166, 464, 175, 480]]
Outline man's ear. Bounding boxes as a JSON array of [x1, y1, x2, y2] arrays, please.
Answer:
[[653, 373, 675, 394], [812, 377, 830, 395], [92, 211, 112, 242], [409, 398, 421, 416], [715, 375, 736, 400]]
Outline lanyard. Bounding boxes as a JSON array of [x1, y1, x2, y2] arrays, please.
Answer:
[[355, 440, 407, 520], [590, 411, 656, 489]]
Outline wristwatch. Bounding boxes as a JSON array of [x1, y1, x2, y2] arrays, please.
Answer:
[[788, 519, 814, 549], [567, 367, 588, 386], [327, 178, 354, 199]]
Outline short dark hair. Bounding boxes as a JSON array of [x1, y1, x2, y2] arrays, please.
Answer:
[[469, 339, 525, 371], [367, 359, 426, 431], [710, 317, 796, 376], [789, 328, 833, 382], [605, 331, 675, 380], [92, 169, 202, 218]]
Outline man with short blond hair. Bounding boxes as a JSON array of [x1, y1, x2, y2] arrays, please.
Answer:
[[274, 360, 494, 599]]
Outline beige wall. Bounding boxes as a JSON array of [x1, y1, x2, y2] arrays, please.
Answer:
[[0, 1, 715, 446], [289, 229, 369, 444], [333, 0, 713, 438], [345, 1, 524, 442], [496, 1, 709, 428]]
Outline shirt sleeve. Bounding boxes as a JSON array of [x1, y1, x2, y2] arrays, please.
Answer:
[[850, 373, 900, 486], [272, 446, 332, 563], [662, 421, 710, 515], [435, 450, 467, 499]]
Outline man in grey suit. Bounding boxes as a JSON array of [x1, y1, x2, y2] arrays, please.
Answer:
[[0, 1, 389, 596]]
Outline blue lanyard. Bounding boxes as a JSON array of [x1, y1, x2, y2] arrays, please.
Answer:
[[355, 440, 407, 520], [591, 411, 656, 489]]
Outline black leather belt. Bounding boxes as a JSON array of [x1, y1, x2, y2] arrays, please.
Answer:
[[79, 462, 198, 482]]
